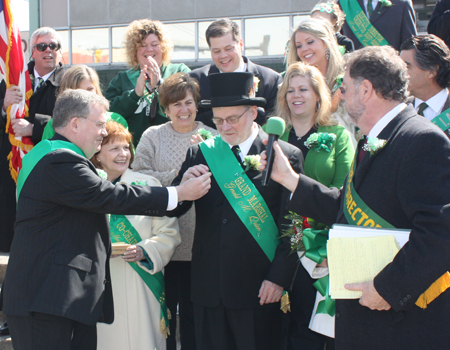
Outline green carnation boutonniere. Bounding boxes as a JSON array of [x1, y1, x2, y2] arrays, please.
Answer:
[[131, 180, 148, 186], [243, 154, 261, 172], [97, 169, 108, 180], [363, 137, 386, 155], [304, 132, 336, 153], [196, 128, 214, 141], [379, 0, 393, 10]]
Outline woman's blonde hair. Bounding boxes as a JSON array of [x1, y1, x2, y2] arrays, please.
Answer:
[[287, 18, 343, 91], [124, 19, 173, 69], [58, 65, 103, 97], [276, 62, 336, 128]]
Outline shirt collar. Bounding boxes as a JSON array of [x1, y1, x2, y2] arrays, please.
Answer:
[[367, 103, 407, 138], [228, 123, 259, 160], [414, 88, 449, 117], [34, 67, 56, 82]]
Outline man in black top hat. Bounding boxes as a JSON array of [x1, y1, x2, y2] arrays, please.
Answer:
[[171, 72, 303, 350]]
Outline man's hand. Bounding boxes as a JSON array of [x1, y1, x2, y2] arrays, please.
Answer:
[[258, 280, 283, 305], [345, 280, 391, 310], [176, 172, 211, 201], [3, 86, 23, 112], [259, 140, 299, 192], [11, 118, 33, 137], [181, 164, 209, 183]]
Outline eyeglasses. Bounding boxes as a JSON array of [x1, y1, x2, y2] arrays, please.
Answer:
[[212, 108, 249, 125], [80, 117, 107, 130], [33, 43, 61, 52]]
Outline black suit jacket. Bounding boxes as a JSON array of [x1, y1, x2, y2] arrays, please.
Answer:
[[189, 56, 282, 128], [427, 0, 450, 48], [171, 128, 303, 309], [288, 105, 450, 349], [339, 0, 417, 51], [3, 134, 169, 326]]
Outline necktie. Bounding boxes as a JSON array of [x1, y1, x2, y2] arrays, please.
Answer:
[[367, 0, 373, 18], [231, 145, 242, 165], [35, 77, 44, 92], [417, 102, 428, 116], [357, 137, 368, 165]]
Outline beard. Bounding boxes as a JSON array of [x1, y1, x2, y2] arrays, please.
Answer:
[[345, 98, 365, 126]]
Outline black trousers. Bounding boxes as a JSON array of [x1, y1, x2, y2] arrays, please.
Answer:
[[165, 260, 196, 350], [8, 312, 97, 350], [194, 302, 282, 350]]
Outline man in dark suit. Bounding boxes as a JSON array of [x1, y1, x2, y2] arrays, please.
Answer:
[[0, 27, 65, 253], [171, 72, 303, 350], [2, 89, 211, 350], [189, 19, 282, 128], [338, 0, 417, 50], [400, 34, 450, 138], [260, 46, 450, 349]]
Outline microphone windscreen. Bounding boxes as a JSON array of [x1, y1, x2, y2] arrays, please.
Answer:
[[265, 117, 286, 137]]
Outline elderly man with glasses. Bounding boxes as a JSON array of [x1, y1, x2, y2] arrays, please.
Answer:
[[170, 72, 304, 350]]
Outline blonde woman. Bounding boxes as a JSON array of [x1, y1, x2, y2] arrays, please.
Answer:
[[105, 19, 190, 145], [276, 62, 354, 350]]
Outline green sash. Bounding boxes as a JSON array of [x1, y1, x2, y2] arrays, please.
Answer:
[[431, 107, 450, 132], [343, 152, 450, 308], [344, 157, 393, 228], [17, 140, 85, 200], [199, 136, 279, 261], [109, 214, 170, 337], [340, 0, 390, 47]]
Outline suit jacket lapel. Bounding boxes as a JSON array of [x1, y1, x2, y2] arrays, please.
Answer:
[[208, 64, 220, 75], [370, 2, 389, 24], [353, 105, 416, 189]]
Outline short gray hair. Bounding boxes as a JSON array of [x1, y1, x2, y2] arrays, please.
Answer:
[[345, 46, 409, 102], [53, 89, 109, 129], [30, 27, 62, 49]]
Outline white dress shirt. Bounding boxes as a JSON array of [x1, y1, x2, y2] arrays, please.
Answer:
[[368, 103, 407, 138], [414, 88, 449, 121], [227, 123, 259, 160]]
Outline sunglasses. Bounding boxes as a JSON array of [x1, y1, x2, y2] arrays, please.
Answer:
[[34, 43, 61, 52]]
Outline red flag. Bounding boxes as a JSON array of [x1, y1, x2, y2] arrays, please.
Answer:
[[0, 0, 34, 183]]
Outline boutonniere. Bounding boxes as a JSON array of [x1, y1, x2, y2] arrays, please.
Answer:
[[131, 180, 148, 186], [379, 0, 392, 11], [97, 169, 108, 180], [281, 211, 309, 255], [253, 77, 260, 93], [243, 154, 261, 172], [363, 137, 386, 155], [304, 132, 336, 153], [196, 128, 214, 141]]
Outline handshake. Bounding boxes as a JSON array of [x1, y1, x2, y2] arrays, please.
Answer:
[[175, 164, 212, 202]]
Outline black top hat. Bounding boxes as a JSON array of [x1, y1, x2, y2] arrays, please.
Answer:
[[199, 72, 266, 108]]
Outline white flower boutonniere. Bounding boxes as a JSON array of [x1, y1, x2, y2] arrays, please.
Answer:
[[243, 154, 261, 172], [379, 0, 393, 10], [363, 137, 386, 155], [253, 77, 260, 93]]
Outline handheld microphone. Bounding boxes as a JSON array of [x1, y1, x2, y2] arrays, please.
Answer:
[[261, 117, 286, 187]]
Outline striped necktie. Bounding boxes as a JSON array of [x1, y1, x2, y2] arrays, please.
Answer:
[[367, 0, 374, 18], [35, 77, 44, 92]]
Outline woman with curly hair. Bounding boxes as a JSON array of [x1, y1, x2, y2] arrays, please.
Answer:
[[310, 1, 354, 53], [277, 62, 354, 350], [105, 19, 190, 145]]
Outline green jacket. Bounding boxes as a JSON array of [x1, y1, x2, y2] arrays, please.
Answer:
[[281, 124, 354, 188], [105, 63, 190, 145]]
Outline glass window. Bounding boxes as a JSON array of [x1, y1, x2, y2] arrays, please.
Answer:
[[198, 21, 213, 59], [164, 22, 196, 60], [293, 15, 311, 30], [56, 30, 70, 66], [72, 28, 109, 64], [244, 17, 290, 57], [112, 26, 127, 63]]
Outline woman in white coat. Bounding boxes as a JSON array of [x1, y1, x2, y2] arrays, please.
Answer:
[[93, 121, 180, 350]]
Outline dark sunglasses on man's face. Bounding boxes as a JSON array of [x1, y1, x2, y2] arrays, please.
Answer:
[[34, 43, 61, 52]]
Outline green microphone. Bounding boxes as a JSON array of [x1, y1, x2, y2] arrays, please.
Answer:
[[262, 117, 286, 186]]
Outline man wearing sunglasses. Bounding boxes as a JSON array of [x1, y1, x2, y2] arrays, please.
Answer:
[[0, 25, 65, 336], [170, 72, 303, 350]]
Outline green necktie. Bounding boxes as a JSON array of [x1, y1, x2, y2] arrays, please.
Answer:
[[418, 102, 428, 116], [367, 0, 374, 18], [35, 77, 44, 92]]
